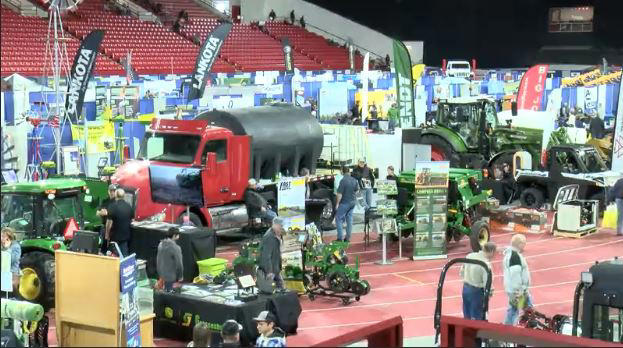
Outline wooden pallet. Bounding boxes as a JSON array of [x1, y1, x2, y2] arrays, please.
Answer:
[[553, 228, 598, 239]]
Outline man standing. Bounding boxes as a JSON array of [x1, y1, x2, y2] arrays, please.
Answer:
[[156, 227, 184, 292], [606, 177, 623, 236], [245, 179, 277, 223], [352, 159, 375, 211], [335, 166, 359, 242], [500, 162, 515, 204], [503, 234, 532, 325], [105, 188, 133, 257], [461, 242, 497, 320], [254, 310, 286, 347], [219, 320, 242, 347], [387, 103, 399, 131], [258, 217, 285, 290], [96, 184, 117, 253]]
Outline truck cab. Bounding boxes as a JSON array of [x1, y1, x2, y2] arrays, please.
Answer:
[[445, 60, 473, 79], [516, 144, 622, 209]]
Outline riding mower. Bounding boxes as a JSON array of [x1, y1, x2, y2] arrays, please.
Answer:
[[395, 168, 494, 251]]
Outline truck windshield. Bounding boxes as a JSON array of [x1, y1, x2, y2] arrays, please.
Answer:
[[139, 132, 201, 164], [450, 63, 470, 69], [578, 149, 608, 172], [1, 194, 34, 234]]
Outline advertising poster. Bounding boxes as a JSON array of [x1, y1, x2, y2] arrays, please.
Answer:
[[120, 254, 141, 347], [95, 85, 108, 118], [70, 121, 116, 153], [110, 86, 139, 118], [277, 176, 306, 231], [413, 161, 449, 260]]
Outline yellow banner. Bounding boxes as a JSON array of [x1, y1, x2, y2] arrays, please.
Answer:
[[71, 122, 116, 153]]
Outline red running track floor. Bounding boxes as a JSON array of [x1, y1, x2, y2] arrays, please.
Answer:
[[46, 226, 622, 346]]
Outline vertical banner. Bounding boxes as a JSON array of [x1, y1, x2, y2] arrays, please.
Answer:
[[517, 64, 549, 111], [348, 44, 354, 71], [277, 177, 306, 231], [120, 254, 141, 347], [65, 30, 105, 122], [413, 161, 450, 260], [392, 39, 416, 128], [612, 81, 623, 172], [282, 38, 294, 74], [583, 86, 598, 114], [361, 52, 369, 120], [122, 50, 138, 85], [188, 22, 233, 101]]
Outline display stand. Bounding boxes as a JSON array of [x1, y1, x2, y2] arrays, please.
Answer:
[[375, 225, 393, 265], [55, 250, 154, 347]]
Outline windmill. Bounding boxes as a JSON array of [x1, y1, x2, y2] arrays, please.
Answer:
[[35, 0, 83, 179]]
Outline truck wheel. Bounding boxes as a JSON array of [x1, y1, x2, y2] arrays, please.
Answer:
[[421, 135, 461, 167], [470, 220, 490, 252], [177, 212, 203, 227], [19, 251, 55, 309], [520, 188, 544, 209]]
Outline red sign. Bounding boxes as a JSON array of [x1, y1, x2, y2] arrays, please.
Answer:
[[64, 217, 79, 240], [517, 64, 549, 111]]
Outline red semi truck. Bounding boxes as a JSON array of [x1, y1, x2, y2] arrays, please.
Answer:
[[111, 104, 336, 233]]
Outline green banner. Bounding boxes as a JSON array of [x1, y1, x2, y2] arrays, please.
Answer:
[[413, 161, 450, 260], [392, 40, 415, 128]]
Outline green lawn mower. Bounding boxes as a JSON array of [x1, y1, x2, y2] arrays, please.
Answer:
[[395, 168, 494, 252]]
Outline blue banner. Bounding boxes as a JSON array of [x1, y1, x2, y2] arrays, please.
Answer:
[[120, 254, 141, 347]]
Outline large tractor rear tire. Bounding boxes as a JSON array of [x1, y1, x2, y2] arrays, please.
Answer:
[[420, 135, 461, 167], [19, 251, 55, 309], [470, 220, 490, 252]]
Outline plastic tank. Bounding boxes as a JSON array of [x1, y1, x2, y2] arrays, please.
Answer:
[[195, 104, 323, 179]]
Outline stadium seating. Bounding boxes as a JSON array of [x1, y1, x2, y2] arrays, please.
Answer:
[[2, 0, 358, 76], [1, 5, 124, 76]]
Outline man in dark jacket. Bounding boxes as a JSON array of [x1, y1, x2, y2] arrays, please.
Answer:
[[606, 177, 623, 236], [105, 188, 133, 257], [96, 184, 117, 253], [588, 114, 605, 139], [157, 228, 184, 292], [352, 159, 375, 210], [258, 217, 285, 290], [245, 179, 277, 223]]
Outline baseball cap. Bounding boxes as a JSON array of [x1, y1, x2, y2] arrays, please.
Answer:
[[221, 320, 243, 336], [253, 310, 276, 323], [272, 217, 284, 226]]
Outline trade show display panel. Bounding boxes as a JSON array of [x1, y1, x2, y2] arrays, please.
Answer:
[[54, 250, 154, 347]]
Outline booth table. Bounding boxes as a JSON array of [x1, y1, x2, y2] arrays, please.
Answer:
[[153, 289, 301, 345]]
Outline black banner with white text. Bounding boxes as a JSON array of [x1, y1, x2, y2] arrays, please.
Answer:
[[187, 22, 232, 101], [65, 30, 105, 122]]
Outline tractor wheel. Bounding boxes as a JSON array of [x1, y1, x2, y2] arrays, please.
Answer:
[[520, 188, 545, 209], [310, 189, 336, 231], [177, 212, 203, 227], [350, 279, 371, 296], [19, 251, 55, 309], [420, 135, 461, 167], [327, 271, 349, 293], [469, 220, 490, 252]]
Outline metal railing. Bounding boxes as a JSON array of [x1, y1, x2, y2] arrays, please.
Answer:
[[265, 17, 385, 60]]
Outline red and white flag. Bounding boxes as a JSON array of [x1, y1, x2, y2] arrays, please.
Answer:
[[517, 64, 549, 111]]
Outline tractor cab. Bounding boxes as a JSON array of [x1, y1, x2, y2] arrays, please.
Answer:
[[436, 97, 498, 151], [1, 178, 90, 242]]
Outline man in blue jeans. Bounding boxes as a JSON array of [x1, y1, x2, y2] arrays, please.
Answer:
[[335, 166, 359, 242], [460, 242, 497, 320], [503, 234, 532, 325], [606, 177, 623, 236]]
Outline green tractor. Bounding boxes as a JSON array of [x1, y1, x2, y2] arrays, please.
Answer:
[[395, 168, 493, 252], [420, 96, 543, 170], [1, 178, 107, 308]]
